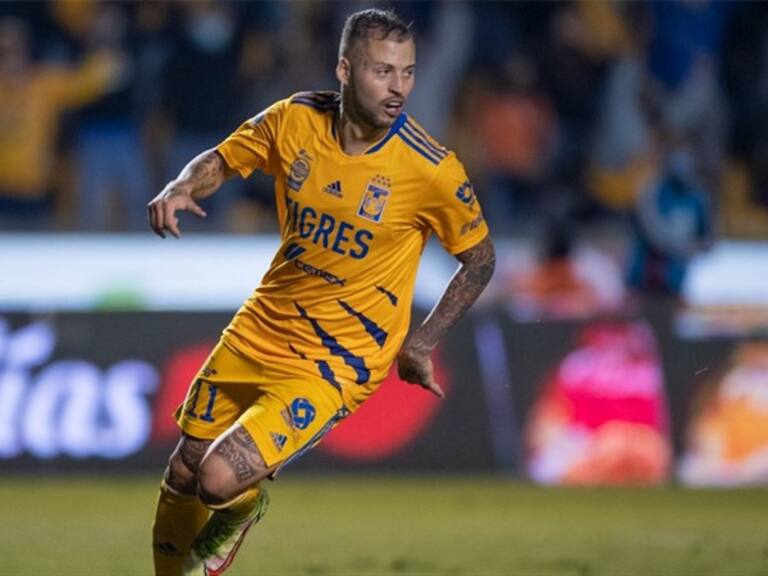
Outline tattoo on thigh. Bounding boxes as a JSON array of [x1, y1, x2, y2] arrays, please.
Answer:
[[214, 427, 266, 484], [179, 437, 212, 472]]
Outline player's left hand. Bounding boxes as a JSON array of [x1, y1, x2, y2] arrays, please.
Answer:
[[397, 346, 445, 398], [147, 184, 207, 239]]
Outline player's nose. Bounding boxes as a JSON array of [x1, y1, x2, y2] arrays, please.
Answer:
[[388, 74, 404, 95]]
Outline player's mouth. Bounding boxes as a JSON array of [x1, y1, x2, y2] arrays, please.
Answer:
[[383, 99, 404, 118]]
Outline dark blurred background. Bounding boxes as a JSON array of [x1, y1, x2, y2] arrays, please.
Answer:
[[1, 0, 768, 487], [2, 0, 767, 241]]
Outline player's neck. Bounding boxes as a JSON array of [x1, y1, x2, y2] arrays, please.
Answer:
[[336, 112, 388, 156]]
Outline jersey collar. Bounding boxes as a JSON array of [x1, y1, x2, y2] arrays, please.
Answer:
[[365, 113, 407, 155]]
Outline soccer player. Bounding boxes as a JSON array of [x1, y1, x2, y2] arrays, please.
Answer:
[[149, 9, 494, 576]]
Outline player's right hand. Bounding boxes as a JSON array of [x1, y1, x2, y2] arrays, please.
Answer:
[[147, 185, 207, 239], [397, 346, 445, 398]]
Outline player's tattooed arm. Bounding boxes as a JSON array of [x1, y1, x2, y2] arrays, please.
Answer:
[[174, 149, 236, 200], [147, 149, 235, 238], [397, 235, 495, 397]]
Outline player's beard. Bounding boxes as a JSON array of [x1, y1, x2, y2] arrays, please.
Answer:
[[342, 77, 392, 132]]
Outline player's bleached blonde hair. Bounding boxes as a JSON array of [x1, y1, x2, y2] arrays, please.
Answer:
[[338, 8, 413, 60]]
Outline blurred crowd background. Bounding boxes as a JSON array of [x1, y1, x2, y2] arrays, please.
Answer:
[[1, 1, 768, 295]]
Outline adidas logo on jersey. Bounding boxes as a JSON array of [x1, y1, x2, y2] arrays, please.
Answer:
[[270, 432, 287, 452], [323, 180, 343, 198]]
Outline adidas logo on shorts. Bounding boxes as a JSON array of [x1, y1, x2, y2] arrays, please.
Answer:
[[270, 432, 287, 452]]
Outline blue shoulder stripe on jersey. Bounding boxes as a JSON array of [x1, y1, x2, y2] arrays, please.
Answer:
[[401, 123, 447, 160], [338, 300, 388, 348], [396, 131, 441, 165], [366, 113, 408, 154], [403, 121, 447, 158], [294, 302, 370, 384], [292, 95, 336, 104], [404, 118, 446, 149], [291, 98, 338, 111], [375, 285, 398, 306], [291, 92, 340, 111], [292, 91, 339, 103]]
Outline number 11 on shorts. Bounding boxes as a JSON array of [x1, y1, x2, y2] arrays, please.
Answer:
[[185, 379, 218, 423]]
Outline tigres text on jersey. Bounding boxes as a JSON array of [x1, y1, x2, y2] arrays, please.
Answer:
[[216, 91, 489, 410]]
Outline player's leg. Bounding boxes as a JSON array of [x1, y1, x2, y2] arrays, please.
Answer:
[[183, 424, 275, 576], [198, 424, 278, 503], [183, 377, 349, 575], [155, 341, 260, 576], [152, 435, 212, 576]]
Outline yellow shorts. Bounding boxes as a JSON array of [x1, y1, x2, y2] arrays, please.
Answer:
[[175, 341, 348, 470]]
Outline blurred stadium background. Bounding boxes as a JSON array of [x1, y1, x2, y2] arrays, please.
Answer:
[[2, 1, 768, 574]]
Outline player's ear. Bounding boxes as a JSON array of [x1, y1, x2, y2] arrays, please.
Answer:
[[336, 57, 351, 85]]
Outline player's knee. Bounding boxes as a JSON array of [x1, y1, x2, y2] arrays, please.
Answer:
[[165, 451, 198, 495], [196, 456, 243, 506]]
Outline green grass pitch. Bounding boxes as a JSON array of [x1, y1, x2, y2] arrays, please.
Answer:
[[0, 475, 766, 575]]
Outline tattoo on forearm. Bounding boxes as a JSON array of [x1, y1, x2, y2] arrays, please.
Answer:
[[409, 236, 495, 353], [179, 150, 225, 197], [214, 427, 266, 484]]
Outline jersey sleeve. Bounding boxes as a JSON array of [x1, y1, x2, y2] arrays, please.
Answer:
[[416, 154, 489, 255], [216, 99, 289, 178]]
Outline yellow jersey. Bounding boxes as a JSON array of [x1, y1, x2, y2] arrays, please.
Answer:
[[216, 91, 488, 411]]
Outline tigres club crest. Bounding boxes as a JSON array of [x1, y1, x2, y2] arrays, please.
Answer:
[[287, 149, 313, 192], [455, 180, 478, 211], [357, 175, 391, 224]]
